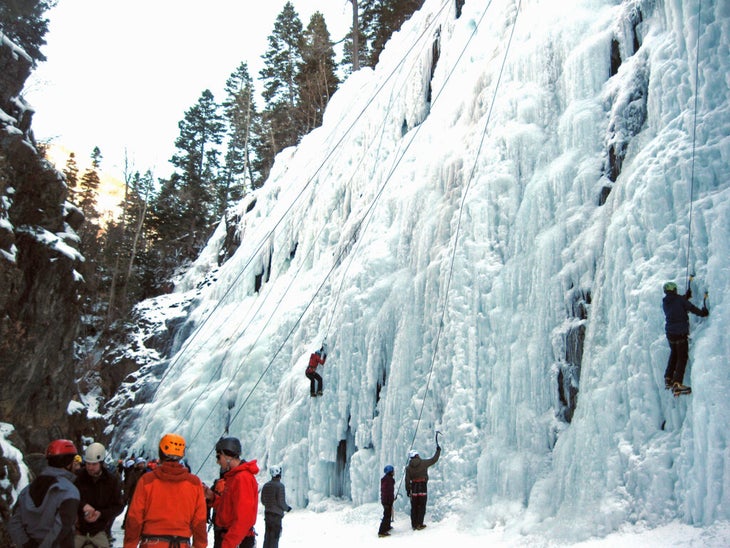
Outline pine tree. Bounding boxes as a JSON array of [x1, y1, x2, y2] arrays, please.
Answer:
[[222, 62, 258, 202], [257, 1, 304, 181], [168, 89, 225, 258], [63, 152, 79, 205], [360, 0, 425, 66], [297, 12, 340, 134], [0, 0, 56, 63], [341, 2, 367, 75], [78, 147, 102, 226]]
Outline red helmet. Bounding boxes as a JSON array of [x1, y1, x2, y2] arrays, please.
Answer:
[[46, 439, 78, 457]]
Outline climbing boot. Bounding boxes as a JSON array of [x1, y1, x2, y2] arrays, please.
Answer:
[[672, 382, 692, 396], [316, 390, 323, 396]]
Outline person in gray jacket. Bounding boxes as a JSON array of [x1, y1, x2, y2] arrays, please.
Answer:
[[260, 466, 292, 548], [8, 439, 80, 548], [404, 443, 441, 530]]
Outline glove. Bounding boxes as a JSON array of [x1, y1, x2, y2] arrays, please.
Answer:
[[701, 306, 709, 317], [685, 289, 692, 299], [436, 444, 441, 450]]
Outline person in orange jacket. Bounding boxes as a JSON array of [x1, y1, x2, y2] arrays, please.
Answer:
[[123, 433, 208, 548], [204, 437, 259, 548]]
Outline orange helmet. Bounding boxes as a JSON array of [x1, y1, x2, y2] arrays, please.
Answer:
[[159, 433, 186, 459]]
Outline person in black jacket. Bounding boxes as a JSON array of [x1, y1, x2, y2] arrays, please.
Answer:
[[662, 281, 709, 394], [75, 442, 124, 548], [377, 465, 395, 537], [260, 465, 292, 548]]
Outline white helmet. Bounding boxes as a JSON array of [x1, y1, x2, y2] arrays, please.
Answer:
[[85, 442, 106, 463], [408, 450, 419, 459], [270, 465, 282, 477]]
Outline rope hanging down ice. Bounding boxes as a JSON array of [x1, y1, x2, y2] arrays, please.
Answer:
[[685, 0, 702, 290]]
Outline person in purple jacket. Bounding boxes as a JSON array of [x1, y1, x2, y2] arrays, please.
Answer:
[[378, 465, 395, 537], [662, 281, 709, 395]]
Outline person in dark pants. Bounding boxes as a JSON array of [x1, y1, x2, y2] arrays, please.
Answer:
[[377, 465, 395, 537], [404, 444, 440, 530], [662, 281, 708, 394], [260, 466, 292, 548], [306, 345, 327, 397]]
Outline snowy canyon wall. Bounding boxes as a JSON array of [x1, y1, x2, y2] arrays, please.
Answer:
[[110, 0, 730, 539]]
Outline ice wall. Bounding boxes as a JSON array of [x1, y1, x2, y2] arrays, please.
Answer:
[[111, 0, 730, 540]]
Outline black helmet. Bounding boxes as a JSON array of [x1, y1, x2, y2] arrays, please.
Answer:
[[215, 437, 242, 458]]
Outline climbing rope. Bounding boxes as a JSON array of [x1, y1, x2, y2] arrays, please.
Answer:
[[129, 1, 455, 448], [685, 0, 702, 288], [396, 0, 521, 497]]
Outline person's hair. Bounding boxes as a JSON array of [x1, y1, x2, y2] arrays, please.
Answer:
[[48, 454, 76, 469], [215, 437, 242, 459]]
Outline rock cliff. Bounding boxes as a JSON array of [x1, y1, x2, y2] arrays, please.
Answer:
[[0, 33, 84, 454]]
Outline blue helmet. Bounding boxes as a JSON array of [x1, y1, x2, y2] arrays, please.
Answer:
[[384, 464, 394, 474]]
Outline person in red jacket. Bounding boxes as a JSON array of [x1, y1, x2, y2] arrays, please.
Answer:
[[204, 437, 259, 548], [123, 433, 208, 548], [305, 344, 327, 397]]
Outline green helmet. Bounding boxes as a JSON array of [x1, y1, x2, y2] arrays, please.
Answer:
[[663, 282, 678, 293]]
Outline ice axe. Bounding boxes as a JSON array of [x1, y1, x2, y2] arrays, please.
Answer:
[[435, 430, 442, 449]]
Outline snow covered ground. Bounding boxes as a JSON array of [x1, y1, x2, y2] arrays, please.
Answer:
[[109, 500, 730, 547]]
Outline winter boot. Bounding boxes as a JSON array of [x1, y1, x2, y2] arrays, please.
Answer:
[[310, 392, 317, 397], [672, 382, 691, 396], [378, 532, 390, 537], [316, 390, 323, 396]]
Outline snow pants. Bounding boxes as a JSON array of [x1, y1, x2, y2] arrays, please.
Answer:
[[410, 494, 427, 529], [263, 513, 283, 548], [665, 333, 689, 384], [306, 371, 323, 395], [378, 504, 393, 535]]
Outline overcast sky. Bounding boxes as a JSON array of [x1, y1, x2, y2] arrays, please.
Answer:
[[26, 0, 353, 181]]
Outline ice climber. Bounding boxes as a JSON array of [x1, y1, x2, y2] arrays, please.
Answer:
[[123, 433, 208, 548], [204, 436, 259, 548], [404, 442, 441, 531], [305, 344, 327, 397], [662, 281, 709, 395], [377, 464, 396, 537], [8, 439, 80, 548]]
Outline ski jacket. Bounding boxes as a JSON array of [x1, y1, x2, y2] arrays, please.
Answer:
[[123, 465, 148, 504], [211, 460, 259, 548], [380, 473, 395, 506], [306, 351, 326, 374], [261, 477, 291, 518], [405, 447, 440, 496], [123, 460, 208, 548], [8, 466, 80, 548], [663, 292, 707, 335], [75, 465, 124, 536]]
